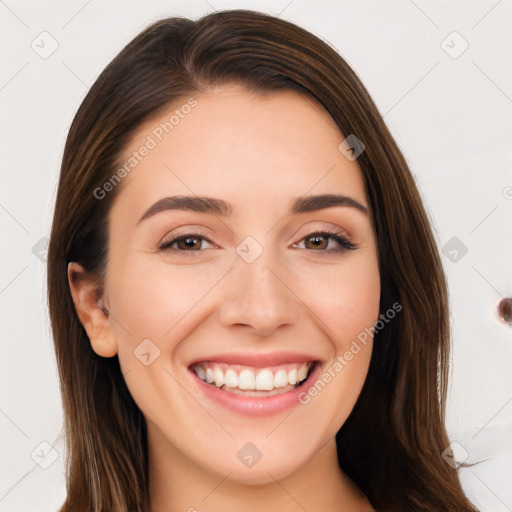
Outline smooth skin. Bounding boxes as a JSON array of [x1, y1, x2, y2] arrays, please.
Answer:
[[69, 84, 379, 512]]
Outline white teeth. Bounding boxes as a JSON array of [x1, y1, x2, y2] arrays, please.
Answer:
[[213, 367, 224, 387], [224, 369, 238, 388], [255, 369, 274, 390], [273, 369, 288, 388], [194, 365, 206, 380], [238, 369, 256, 390], [193, 361, 313, 392], [297, 365, 308, 382]]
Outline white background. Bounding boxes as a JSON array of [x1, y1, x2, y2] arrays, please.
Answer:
[[0, 1, 511, 510]]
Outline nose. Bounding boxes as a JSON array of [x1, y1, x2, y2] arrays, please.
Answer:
[[218, 248, 301, 337]]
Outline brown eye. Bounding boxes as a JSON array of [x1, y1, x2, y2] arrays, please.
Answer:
[[159, 234, 215, 252], [304, 234, 329, 250], [295, 231, 356, 252], [176, 236, 202, 250]]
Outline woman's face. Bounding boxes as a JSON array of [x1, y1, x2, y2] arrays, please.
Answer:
[[89, 84, 380, 483]]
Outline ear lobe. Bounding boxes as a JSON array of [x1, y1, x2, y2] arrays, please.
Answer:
[[67, 262, 118, 358]]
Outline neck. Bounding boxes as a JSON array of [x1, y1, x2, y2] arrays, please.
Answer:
[[148, 428, 373, 512]]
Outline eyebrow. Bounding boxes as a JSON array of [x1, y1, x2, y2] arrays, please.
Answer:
[[137, 193, 369, 225]]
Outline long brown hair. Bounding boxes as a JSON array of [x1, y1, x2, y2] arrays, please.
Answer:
[[47, 9, 478, 512]]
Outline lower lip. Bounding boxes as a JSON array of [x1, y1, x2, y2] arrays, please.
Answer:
[[189, 364, 321, 417]]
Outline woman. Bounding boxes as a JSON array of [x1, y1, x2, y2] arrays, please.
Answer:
[[47, 9, 479, 512]]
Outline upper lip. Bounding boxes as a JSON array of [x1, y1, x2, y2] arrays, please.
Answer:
[[188, 351, 320, 368]]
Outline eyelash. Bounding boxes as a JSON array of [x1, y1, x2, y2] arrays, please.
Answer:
[[158, 229, 357, 255]]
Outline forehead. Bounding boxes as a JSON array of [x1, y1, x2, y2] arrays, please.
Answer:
[[112, 84, 368, 218]]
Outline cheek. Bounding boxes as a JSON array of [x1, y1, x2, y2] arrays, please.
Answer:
[[293, 252, 381, 344], [291, 252, 379, 420], [105, 254, 229, 343], [298, 255, 379, 430]]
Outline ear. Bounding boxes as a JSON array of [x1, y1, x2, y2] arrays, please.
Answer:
[[67, 262, 118, 358]]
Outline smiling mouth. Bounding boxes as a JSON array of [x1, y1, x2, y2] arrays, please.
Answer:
[[190, 361, 316, 397]]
